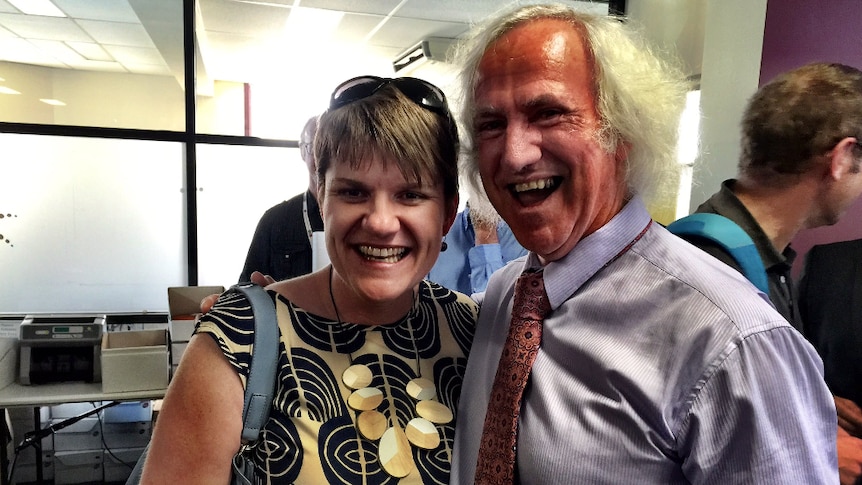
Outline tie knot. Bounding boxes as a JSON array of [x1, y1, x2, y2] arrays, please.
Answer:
[[513, 270, 551, 321]]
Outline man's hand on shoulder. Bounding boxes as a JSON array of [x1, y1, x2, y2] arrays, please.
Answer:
[[198, 271, 277, 314]]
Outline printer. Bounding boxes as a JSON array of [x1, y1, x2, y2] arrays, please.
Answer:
[[19, 314, 106, 385]]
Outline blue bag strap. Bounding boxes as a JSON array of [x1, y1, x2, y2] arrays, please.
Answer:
[[666, 213, 769, 294], [229, 283, 278, 443]]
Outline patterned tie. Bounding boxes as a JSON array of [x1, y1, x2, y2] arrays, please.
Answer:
[[474, 269, 552, 484]]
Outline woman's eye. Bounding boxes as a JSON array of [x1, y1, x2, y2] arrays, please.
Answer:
[[400, 191, 427, 202], [337, 188, 365, 199]]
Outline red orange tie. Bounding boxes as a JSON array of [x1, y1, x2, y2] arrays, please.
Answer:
[[474, 269, 551, 484]]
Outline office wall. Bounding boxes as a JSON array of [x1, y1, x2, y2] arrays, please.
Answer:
[[690, 0, 767, 212], [759, 0, 862, 276]]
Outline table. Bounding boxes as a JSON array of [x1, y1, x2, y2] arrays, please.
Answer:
[[0, 381, 166, 485]]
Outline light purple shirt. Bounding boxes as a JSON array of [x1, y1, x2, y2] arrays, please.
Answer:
[[452, 198, 837, 484]]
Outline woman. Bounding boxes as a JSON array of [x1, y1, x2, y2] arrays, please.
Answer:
[[141, 76, 477, 484]]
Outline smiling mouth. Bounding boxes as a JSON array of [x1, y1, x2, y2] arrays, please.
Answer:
[[358, 245, 408, 263], [509, 177, 560, 202]]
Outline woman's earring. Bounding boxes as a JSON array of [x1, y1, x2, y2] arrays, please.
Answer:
[[441, 240, 448, 252]]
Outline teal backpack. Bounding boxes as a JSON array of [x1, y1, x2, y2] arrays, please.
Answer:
[[666, 213, 769, 294]]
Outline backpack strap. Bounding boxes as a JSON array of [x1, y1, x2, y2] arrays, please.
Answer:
[[666, 213, 769, 294], [124, 284, 277, 485], [228, 283, 278, 443]]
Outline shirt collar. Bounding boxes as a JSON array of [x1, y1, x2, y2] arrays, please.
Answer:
[[525, 197, 653, 310]]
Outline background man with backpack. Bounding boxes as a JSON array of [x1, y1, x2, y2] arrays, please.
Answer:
[[676, 62, 862, 485]]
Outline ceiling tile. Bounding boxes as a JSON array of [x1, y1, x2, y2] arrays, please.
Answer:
[[199, 0, 290, 36], [0, 0, 17, 14], [302, 0, 402, 17], [369, 18, 469, 50], [76, 19, 154, 47], [52, 0, 140, 22], [0, 13, 91, 42], [66, 41, 112, 62], [104, 45, 165, 67]]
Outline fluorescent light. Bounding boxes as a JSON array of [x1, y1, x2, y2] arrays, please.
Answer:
[[0, 86, 20, 95], [39, 98, 66, 106], [284, 7, 343, 42], [8, 0, 66, 17]]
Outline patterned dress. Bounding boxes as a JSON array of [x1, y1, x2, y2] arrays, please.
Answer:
[[196, 280, 478, 484]]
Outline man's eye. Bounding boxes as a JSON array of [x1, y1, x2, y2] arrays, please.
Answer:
[[475, 120, 504, 137], [536, 109, 563, 121]]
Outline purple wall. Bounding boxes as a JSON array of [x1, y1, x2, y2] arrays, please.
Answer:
[[760, 0, 862, 277]]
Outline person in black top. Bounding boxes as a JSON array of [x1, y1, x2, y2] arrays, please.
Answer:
[[239, 115, 324, 282]]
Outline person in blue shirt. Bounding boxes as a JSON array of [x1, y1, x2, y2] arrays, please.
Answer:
[[428, 179, 526, 296]]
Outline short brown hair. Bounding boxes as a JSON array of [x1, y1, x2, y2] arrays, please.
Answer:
[[740, 62, 862, 181], [315, 83, 459, 202]]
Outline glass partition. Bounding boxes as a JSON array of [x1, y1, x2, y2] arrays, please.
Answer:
[[0, 0, 185, 131], [0, 133, 185, 313], [195, 143, 308, 287]]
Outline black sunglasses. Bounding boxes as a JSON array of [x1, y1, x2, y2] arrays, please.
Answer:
[[329, 75, 450, 118]]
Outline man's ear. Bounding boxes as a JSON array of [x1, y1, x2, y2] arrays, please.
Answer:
[[826, 137, 861, 180]]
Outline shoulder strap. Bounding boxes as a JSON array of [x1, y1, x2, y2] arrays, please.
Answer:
[[229, 283, 278, 443], [666, 213, 769, 294]]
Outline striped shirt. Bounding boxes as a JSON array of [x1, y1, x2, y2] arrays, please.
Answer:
[[452, 198, 837, 484]]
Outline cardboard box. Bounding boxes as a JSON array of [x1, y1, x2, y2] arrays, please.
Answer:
[[51, 402, 100, 419], [101, 330, 169, 393], [101, 421, 152, 449], [167, 286, 224, 369], [171, 341, 189, 364], [10, 452, 54, 484], [52, 417, 102, 451], [53, 449, 102, 485], [167, 286, 224, 331], [103, 400, 153, 423], [169, 315, 198, 342], [103, 447, 146, 482]]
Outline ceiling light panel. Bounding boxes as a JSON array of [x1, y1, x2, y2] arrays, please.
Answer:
[[68, 58, 125, 71], [0, 37, 64, 66], [122, 62, 170, 76], [8, 0, 66, 17]]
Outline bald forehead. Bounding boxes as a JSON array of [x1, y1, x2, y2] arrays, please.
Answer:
[[475, 18, 594, 96]]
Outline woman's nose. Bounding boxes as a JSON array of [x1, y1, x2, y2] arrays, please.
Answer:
[[363, 198, 399, 234]]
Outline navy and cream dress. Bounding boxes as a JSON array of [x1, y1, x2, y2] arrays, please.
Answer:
[[196, 280, 478, 484]]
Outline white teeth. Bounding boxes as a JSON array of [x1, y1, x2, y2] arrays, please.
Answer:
[[359, 245, 406, 262], [513, 177, 555, 193]]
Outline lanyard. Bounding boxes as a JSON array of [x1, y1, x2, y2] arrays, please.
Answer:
[[302, 191, 313, 245]]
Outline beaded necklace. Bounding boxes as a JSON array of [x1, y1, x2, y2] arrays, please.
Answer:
[[327, 266, 453, 478]]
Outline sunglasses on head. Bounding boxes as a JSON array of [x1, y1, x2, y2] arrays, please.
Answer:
[[329, 75, 451, 118]]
